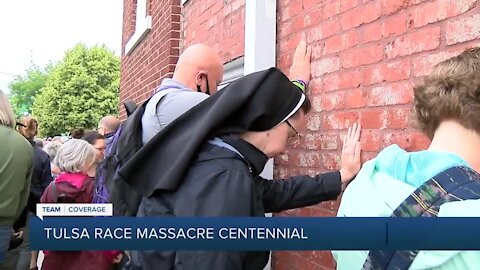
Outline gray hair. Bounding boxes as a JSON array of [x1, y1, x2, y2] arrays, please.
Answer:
[[54, 139, 96, 173], [44, 141, 63, 160], [0, 89, 16, 128]]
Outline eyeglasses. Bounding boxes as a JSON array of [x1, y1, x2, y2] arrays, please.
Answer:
[[94, 146, 106, 152], [285, 120, 302, 139]]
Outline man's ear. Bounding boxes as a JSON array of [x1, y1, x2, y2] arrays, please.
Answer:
[[195, 70, 208, 86], [195, 72, 203, 86]]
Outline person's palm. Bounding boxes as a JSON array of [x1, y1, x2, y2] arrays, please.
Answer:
[[339, 123, 362, 188], [289, 41, 312, 84]]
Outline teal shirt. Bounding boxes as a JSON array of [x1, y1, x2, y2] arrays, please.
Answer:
[[0, 125, 33, 226], [333, 145, 480, 270]]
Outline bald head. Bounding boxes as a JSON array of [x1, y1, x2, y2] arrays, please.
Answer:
[[173, 44, 224, 95], [98, 115, 120, 135]]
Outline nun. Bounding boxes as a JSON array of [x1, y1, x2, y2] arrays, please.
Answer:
[[120, 67, 362, 270]]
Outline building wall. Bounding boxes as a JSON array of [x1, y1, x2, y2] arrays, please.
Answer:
[[182, 0, 246, 63], [273, 0, 480, 269], [120, 0, 182, 118], [121, 0, 480, 269]]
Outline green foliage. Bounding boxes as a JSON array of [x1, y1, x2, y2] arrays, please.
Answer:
[[8, 64, 52, 117], [32, 43, 120, 137]]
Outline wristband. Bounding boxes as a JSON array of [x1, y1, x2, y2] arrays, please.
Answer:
[[292, 80, 306, 93]]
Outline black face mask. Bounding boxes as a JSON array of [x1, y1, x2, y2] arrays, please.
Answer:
[[196, 75, 211, 95]]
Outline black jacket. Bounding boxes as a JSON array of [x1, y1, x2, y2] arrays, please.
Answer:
[[28, 140, 53, 211], [132, 136, 341, 270], [14, 140, 52, 229]]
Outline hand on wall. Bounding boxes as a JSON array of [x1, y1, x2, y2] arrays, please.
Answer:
[[289, 40, 312, 85], [339, 123, 362, 190]]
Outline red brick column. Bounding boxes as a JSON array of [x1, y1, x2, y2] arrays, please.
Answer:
[[120, 0, 182, 119]]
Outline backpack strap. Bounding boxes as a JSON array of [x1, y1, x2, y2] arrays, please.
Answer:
[[145, 88, 178, 128], [362, 166, 480, 270]]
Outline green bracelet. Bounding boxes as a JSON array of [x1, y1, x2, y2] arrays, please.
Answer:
[[292, 80, 306, 93]]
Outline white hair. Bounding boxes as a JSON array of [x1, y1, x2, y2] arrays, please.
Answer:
[[0, 89, 16, 128], [54, 139, 96, 173], [43, 141, 63, 160]]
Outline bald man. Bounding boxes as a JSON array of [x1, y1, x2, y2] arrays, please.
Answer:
[[97, 115, 121, 152], [142, 44, 224, 144]]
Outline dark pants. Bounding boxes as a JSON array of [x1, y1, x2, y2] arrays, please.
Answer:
[[0, 213, 32, 270]]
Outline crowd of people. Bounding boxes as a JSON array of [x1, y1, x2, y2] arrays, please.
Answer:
[[0, 39, 479, 270]]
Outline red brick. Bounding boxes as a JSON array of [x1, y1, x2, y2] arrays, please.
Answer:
[[384, 106, 411, 129], [323, 18, 341, 39], [279, 33, 303, 53], [323, 35, 343, 54], [323, 30, 359, 54], [322, 91, 346, 111], [306, 114, 322, 131], [366, 81, 413, 106], [381, 0, 425, 15], [409, 0, 476, 28], [322, 111, 360, 130], [306, 27, 323, 43], [303, 134, 320, 150], [364, 64, 384, 85], [322, 74, 341, 92], [360, 109, 386, 129], [311, 95, 323, 112], [412, 50, 461, 77], [360, 130, 383, 152], [339, 0, 361, 13], [362, 22, 382, 43], [383, 132, 414, 150], [304, 8, 323, 28], [339, 68, 364, 89], [280, 4, 304, 22], [340, 1, 381, 30], [382, 13, 407, 37], [308, 78, 323, 94], [446, 14, 480, 45], [385, 27, 441, 59], [321, 152, 341, 170], [341, 44, 384, 68], [323, 1, 340, 19], [346, 88, 366, 108], [312, 56, 341, 77], [382, 60, 411, 82], [319, 134, 339, 150]]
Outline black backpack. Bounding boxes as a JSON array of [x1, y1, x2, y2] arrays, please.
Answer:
[[93, 99, 145, 216]]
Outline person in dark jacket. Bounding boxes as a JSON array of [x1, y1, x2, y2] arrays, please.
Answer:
[[0, 90, 33, 265], [9, 116, 53, 270], [122, 66, 362, 269]]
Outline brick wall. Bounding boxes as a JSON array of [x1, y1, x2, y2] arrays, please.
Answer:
[[121, 0, 480, 269], [120, 0, 182, 119], [274, 0, 480, 269], [182, 0, 245, 63]]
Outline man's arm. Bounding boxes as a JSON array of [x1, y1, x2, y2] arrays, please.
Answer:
[[260, 171, 342, 213], [262, 123, 362, 213]]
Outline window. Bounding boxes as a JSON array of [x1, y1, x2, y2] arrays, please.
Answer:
[[218, 57, 244, 90], [125, 0, 152, 55]]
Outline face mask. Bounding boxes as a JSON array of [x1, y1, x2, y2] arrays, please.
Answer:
[[196, 75, 211, 95]]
